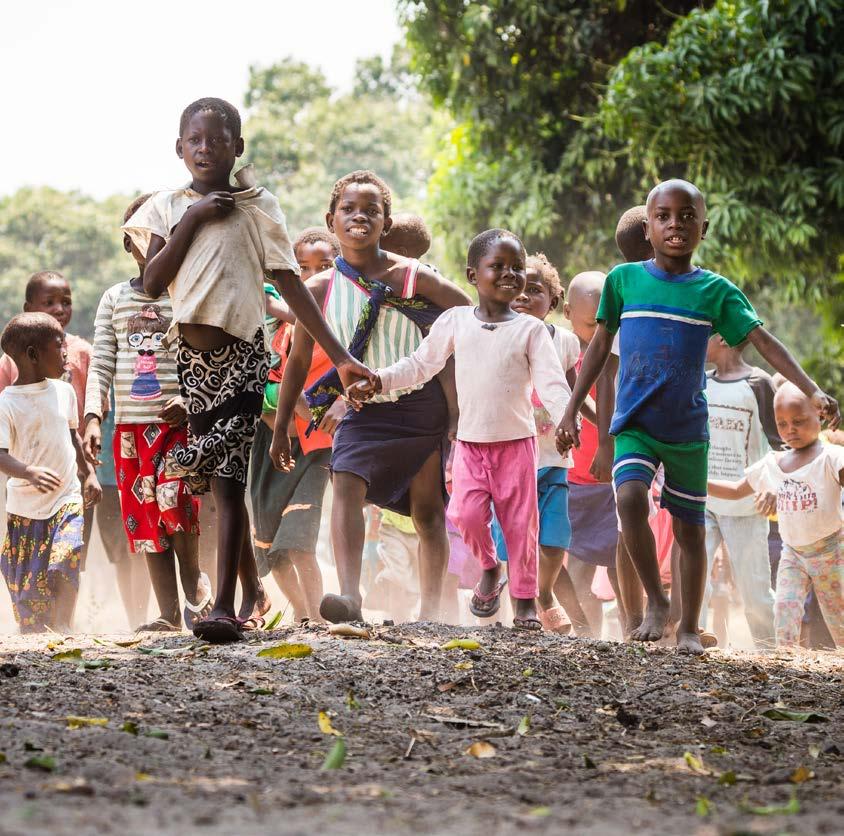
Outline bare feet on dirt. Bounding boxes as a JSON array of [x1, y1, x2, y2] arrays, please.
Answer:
[[630, 599, 670, 642]]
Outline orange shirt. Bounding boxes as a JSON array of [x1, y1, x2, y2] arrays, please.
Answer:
[[275, 325, 333, 455]]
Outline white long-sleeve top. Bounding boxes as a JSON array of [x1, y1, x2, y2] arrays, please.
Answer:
[[378, 307, 572, 443]]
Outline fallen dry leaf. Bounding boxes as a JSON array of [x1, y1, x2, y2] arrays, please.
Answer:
[[465, 741, 496, 759], [318, 711, 343, 736]]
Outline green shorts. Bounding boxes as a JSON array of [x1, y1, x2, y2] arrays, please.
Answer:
[[612, 428, 708, 526]]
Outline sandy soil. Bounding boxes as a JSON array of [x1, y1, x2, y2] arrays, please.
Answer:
[[0, 622, 842, 836]]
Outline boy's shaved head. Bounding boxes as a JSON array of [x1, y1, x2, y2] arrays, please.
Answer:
[[567, 271, 606, 304], [647, 179, 706, 213], [615, 205, 653, 262], [0, 312, 63, 359], [381, 212, 431, 259], [774, 381, 810, 410]]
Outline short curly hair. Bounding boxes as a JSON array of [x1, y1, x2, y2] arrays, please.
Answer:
[[328, 170, 392, 219], [293, 227, 340, 258], [1, 312, 63, 360], [179, 97, 241, 139], [24, 271, 67, 304], [124, 192, 153, 224], [615, 205, 653, 263], [526, 253, 563, 301], [467, 228, 526, 270], [381, 213, 431, 259]]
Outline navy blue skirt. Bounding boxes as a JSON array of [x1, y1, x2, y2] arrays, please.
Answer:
[[331, 379, 449, 516]]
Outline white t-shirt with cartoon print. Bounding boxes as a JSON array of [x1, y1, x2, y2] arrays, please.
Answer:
[[745, 444, 844, 548]]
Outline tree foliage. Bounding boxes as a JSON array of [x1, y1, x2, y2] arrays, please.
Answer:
[[241, 51, 441, 238], [0, 188, 130, 339], [399, 0, 702, 275], [601, 0, 844, 299]]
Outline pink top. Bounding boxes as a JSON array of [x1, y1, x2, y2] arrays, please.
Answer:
[[378, 307, 571, 443], [0, 333, 92, 426]]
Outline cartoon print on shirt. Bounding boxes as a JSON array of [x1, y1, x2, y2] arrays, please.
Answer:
[[777, 478, 819, 514], [127, 304, 170, 401]]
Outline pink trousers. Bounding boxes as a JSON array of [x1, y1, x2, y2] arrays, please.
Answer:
[[447, 437, 539, 599]]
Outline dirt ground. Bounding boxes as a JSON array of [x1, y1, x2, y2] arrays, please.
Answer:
[[0, 623, 842, 836]]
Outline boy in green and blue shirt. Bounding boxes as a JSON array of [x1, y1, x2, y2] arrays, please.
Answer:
[[559, 179, 840, 655]]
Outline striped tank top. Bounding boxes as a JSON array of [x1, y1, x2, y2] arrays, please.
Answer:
[[323, 260, 425, 403]]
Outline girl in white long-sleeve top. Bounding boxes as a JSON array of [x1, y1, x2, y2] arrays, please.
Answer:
[[348, 229, 571, 630]]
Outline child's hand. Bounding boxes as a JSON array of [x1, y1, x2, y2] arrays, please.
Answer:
[[754, 490, 777, 517], [158, 397, 187, 427], [336, 358, 377, 392], [345, 377, 380, 409], [269, 431, 295, 473], [589, 438, 614, 483], [84, 474, 102, 507], [82, 420, 102, 467], [190, 191, 236, 224], [556, 407, 581, 453], [25, 466, 62, 493], [317, 399, 348, 436], [812, 389, 841, 430], [447, 411, 459, 443]]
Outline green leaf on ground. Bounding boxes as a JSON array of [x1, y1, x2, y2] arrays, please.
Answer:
[[529, 806, 551, 817], [25, 755, 56, 771], [120, 721, 139, 735], [346, 690, 360, 710], [516, 716, 531, 737], [684, 751, 708, 774], [582, 754, 597, 769], [50, 649, 82, 662], [741, 792, 800, 815], [440, 639, 480, 651], [66, 716, 108, 730], [137, 646, 192, 657], [257, 643, 313, 659], [264, 611, 283, 631], [321, 738, 347, 770], [144, 729, 169, 740], [695, 796, 712, 817], [717, 770, 737, 786], [81, 660, 111, 670], [760, 708, 828, 723], [0, 752, 6, 763], [250, 687, 274, 696]]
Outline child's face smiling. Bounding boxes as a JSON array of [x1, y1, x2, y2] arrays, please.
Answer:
[[177, 111, 243, 192], [512, 268, 556, 321], [645, 184, 708, 265], [327, 184, 390, 251], [468, 238, 526, 305], [24, 276, 72, 329], [296, 241, 336, 281]]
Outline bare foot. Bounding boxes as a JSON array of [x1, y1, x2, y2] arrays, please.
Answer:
[[676, 631, 705, 655], [623, 612, 642, 641], [630, 599, 670, 642]]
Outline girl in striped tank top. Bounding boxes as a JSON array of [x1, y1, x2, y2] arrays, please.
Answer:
[[271, 170, 472, 624]]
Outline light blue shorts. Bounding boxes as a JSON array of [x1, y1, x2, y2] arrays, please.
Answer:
[[492, 467, 571, 562]]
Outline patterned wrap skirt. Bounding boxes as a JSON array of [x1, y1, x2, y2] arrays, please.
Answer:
[[173, 330, 269, 490]]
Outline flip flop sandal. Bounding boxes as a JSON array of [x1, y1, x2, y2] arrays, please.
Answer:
[[319, 594, 363, 624], [537, 605, 572, 634], [183, 572, 213, 630], [192, 616, 244, 644], [513, 616, 543, 632], [469, 577, 508, 618], [699, 631, 718, 649], [136, 617, 180, 633], [237, 615, 266, 631]]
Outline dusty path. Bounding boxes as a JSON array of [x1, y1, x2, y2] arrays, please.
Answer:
[[0, 624, 842, 835]]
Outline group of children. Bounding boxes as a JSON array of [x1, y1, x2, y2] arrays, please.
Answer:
[[0, 97, 841, 654]]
